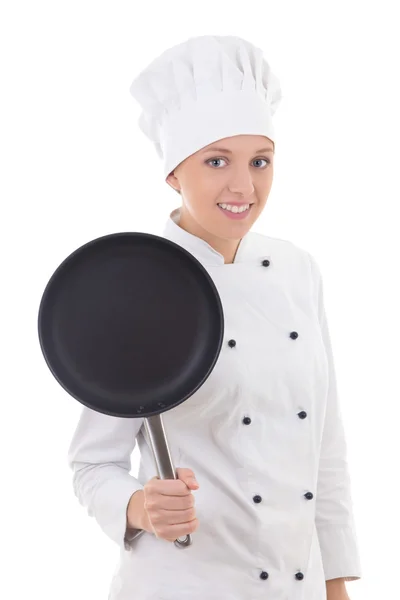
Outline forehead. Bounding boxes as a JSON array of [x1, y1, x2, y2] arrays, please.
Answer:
[[201, 135, 274, 154]]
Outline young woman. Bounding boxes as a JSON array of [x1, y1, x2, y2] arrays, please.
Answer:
[[68, 35, 362, 600]]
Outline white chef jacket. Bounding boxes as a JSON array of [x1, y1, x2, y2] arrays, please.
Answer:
[[68, 206, 362, 600]]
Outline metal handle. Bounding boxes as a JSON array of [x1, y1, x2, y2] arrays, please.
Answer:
[[143, 414, 193, 549]]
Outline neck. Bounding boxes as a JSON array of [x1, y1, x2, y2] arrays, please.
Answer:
[[178, 205, 241, 264]]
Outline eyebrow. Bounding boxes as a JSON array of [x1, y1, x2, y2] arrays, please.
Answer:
[[202, 146, 274, 154]]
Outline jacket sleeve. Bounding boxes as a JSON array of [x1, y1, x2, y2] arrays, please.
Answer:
[[308, 252, 362, 582], [67, 406, 146, 551]]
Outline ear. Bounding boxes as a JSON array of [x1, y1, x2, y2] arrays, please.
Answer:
[[166, 171, 181, 194]]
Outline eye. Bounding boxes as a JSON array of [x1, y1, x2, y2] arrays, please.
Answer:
[[205, 157, 271, 168], [206, 158, 227, 168], [253, 158, 270, 168]]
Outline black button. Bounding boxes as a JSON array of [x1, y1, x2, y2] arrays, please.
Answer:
[[262, 259, 270, 267], [228, 339, 236, 348], [290, 331, 299, 339], [253, 495, 262, 503], [298, 411, 307, 419], [243, 416, 251, 425], [304, 492, 313, 500], [260, 571, 269, 580], [295, 572, 304, 580]]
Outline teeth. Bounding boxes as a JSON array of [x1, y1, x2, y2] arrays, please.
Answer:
[[218, 203, 250, 213]]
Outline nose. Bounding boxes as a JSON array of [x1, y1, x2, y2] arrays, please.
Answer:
[[228, 167, 255, 197]]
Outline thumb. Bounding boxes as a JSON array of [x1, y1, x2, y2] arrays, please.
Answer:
[[176, 467, 200, 489]]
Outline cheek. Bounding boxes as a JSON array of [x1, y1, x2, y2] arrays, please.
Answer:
[[257, 173, 274, 198], [202, 177, 222, 196], [189, 185, 219, 211], [187, 192, 214, 215]]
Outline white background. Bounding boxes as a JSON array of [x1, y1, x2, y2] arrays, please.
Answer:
[[1, 1, 399, 598]]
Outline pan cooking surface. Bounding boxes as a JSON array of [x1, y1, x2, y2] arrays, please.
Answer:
[[38, 233, 224, 417]]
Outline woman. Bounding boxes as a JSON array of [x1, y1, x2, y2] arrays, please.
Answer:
[[68, 35, 362, 599]]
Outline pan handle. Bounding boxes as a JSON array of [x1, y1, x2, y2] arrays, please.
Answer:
[[143, 415, 193, 549]]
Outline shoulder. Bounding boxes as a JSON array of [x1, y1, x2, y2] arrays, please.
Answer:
[[245, 230, 322, 298], [246, 230, 318, 270]]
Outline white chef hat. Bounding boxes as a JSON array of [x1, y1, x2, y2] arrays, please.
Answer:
[[129, 35, 282, 181]]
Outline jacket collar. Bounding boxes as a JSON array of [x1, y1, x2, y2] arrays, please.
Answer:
[[162, 206, 252, 267]]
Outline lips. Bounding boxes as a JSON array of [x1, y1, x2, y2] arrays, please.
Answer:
[[217, 203, 253, 219], [217, 202, 254, 206]]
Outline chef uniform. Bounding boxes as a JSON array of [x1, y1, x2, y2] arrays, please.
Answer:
[[67, 35, 362, 599]]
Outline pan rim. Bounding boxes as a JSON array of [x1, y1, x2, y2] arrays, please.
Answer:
[[37, 231, 225, 418]]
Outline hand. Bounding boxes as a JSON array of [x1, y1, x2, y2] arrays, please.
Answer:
[[141, 467, 200, 542]]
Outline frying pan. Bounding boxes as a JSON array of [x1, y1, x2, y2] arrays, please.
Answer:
[[37, 231, 224, 549]]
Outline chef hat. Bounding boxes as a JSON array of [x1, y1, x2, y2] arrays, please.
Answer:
[[129, 35, 282, 181]]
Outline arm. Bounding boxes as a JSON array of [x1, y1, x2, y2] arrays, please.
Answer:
[[308, 252, 362, 584], [67, 406, 145, 550], [326, 577, 350, 600]]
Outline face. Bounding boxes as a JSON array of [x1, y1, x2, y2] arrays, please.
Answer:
[[166, 134, 274, 254]]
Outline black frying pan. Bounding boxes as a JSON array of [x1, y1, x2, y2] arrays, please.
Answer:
[[38, 231, 224, 549]]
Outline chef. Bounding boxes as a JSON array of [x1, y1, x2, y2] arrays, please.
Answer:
[[67, 34, 362, 599]]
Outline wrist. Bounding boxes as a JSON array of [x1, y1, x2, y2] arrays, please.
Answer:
[[326, 578, 349, 600], [126, 490, 148, 531]]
